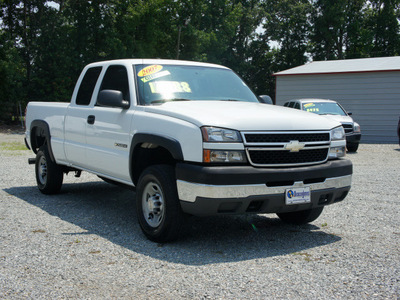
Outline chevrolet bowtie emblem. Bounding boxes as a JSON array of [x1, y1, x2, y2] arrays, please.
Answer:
[[285, 140, 305, 152]]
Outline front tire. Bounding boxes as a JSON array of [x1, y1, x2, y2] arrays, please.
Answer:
[[35, 146, 64, 194], [136, 165, 185, 243], [277, 207, 324, 225], [347, 142, 359, 153]]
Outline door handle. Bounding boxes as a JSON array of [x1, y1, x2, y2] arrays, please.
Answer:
[[87, 115, 95, 125]]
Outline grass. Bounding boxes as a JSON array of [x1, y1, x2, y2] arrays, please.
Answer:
[[0, 141, 28, 151]]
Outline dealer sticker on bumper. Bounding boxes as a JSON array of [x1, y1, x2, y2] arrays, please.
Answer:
[[285, 187, 311, 205]]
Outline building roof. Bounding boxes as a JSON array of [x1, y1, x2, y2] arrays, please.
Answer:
[[274, 56, 400, 76]]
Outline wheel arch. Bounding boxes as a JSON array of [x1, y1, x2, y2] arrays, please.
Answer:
[[30, 120, 56, 162], [129, 133, 183, 185]]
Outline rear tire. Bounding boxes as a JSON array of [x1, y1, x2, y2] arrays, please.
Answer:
[[35, 146, 63, 194], [277, 207, 324, 225], [136, 165, 185, 243]]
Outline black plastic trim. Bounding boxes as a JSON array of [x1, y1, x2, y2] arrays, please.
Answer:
[[129, 133, 184, 181], [346, 133, 361, 143], [30, 120, 56, 162], [24, 137, 31, 150], [180, 186, 351, 216], [131, 133, 183, 160], [176, 159, 352, 186]]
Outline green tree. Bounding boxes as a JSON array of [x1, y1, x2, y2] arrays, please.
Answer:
[[262, 0, 312, 69], [311, 0, 349, 60], [367, 0, 400, 56], [0, 28, 25, 122]]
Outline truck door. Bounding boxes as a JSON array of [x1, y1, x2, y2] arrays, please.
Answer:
[[64, 66, 102, 168], [85, 65, 133, 183]]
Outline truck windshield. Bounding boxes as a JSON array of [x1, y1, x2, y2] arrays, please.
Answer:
[[135, 64, 259, 105], [302, 102, 347, 116]]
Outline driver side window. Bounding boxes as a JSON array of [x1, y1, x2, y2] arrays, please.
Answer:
[[98, 65, 130, 103]]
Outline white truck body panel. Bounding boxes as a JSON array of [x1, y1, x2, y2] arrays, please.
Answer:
[[144, 101, 340, 131], [25, 59, 352, 242]]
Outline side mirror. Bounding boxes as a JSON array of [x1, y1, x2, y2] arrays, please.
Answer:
[[347, 112, 353, 116], [97, 90, 130, 109], [258, 95, 273, 105]]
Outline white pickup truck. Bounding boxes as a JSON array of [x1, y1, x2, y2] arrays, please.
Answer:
[[25, 59, 352, 242]]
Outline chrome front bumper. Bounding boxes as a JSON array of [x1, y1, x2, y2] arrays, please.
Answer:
[[177, 175, 352, 203]]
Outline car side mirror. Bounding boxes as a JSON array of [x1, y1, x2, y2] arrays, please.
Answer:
[[97, 90, 130, 109], [347, 112, 353, 116], [258, 95, 273, 104]]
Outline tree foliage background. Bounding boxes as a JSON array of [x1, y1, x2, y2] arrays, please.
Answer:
[[1, 0, 399, 122]]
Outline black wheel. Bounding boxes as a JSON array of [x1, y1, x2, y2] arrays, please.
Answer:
[[136, 165, 185, 243], [347, 143, 359, 153], [277, 207, 324, 225], [35, 146, 63, 194]]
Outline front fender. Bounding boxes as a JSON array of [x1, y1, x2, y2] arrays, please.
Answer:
[[129, 133, 184, 183]]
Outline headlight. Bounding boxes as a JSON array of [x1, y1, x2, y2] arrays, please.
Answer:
[[329, 146, 346, 159], [201, 127, 242, 142], [354, 122, 361, 133], [331, 126, 345, 141]]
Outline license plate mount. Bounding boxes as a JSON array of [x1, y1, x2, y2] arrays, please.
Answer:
[[285, 187, 311, 205]]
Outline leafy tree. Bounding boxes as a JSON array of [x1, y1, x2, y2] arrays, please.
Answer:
[[262, 0, 312, 68], [367, 0, 400, 56], [1, 0, 399, 123], [0, 28, 25, 122], [311, 0, 349, 60]]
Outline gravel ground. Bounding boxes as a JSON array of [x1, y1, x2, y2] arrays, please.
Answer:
[[0, 132, 399, 299]]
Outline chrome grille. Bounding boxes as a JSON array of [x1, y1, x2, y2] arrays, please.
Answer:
[[248, 148, 329, 165], [243, 131, 330, 167], [244, 133, 329, 143]]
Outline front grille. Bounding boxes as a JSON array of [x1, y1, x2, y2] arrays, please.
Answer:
[[242, 131, 331, 167], [244, 133, 330, 143], [342, 123, 353, 134], [248, 148, 329, 166]]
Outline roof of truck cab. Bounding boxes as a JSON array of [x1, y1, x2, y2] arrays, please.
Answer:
[[85, 59, 229, 69], [287, 98, 337, 104]]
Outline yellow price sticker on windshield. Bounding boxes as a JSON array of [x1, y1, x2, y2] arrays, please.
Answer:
[[304, 103, 315, 108], [138, 65, 163, 77], [149, 81, 192, 94]]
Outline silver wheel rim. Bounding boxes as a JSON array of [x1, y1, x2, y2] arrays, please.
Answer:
[[142, 181, 165, 228], [38, 156, 47, 185]]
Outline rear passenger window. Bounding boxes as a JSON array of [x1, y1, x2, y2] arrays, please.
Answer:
[[288, 102, 295, 108], [294, 102, 300, 109], [99, 65, 130, 102], [76, 67, 102, 105]]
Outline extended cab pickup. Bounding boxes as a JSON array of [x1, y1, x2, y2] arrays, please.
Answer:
[[25, 59, 352, 242]]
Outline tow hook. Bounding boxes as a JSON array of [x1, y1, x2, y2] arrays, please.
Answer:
[[28, 158, 36, 165]]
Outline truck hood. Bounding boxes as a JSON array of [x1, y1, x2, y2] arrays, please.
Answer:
[[318, 114, 354, 124], [144, 101, 341, 131]]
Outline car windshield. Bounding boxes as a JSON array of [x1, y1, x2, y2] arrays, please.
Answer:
[[135, 64, 259, 105], [302, 102, 347, 116]]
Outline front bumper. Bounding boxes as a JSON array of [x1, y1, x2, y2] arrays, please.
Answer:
[[346, 133, 361, 144], [176, 159, 352, 216]]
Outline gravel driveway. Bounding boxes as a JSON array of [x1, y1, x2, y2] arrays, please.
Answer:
[[0, 132, 399, 299]]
